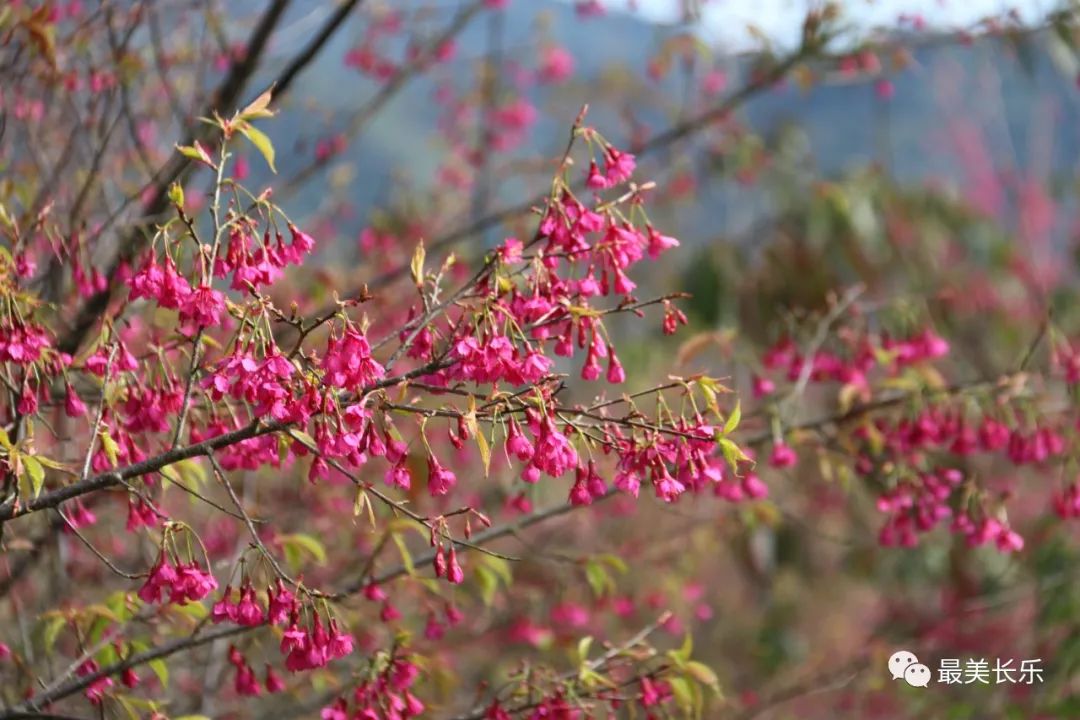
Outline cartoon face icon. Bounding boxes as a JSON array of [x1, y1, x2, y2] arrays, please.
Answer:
[[904, 663, 932, 688], [888, 650, 919, 680]]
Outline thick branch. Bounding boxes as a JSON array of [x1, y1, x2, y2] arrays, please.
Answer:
[[6, 624, 254, 716], [0, 420, 284, 525], [58, 0, 294, 355], [271, 0, 369, 100]]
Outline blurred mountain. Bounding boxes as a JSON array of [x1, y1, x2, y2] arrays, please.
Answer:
[[246, 2, 1080, 245]]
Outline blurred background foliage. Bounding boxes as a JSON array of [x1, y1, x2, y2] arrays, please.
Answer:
[[246, 1, 1080, 716], [11, 0, 1080, 716]]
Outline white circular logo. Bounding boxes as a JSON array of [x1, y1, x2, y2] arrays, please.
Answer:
[[888, 649, 920, 681]]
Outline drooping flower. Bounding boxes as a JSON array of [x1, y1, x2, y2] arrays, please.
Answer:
[[606, 348, 625, 384], [287, 224, 316, 262], [427, 456, 457, 496], [504, 417, 534, 462], [447, 546, 464, 584], [65, 383, 87, 417], [538, 46, 574, 84], [603, 145, 636, 186], [179, 284, 226, 327], [769, 442, 797, 468], [265, 665, 286, 693], [138, 556, 217, 605], [645, 225, 679, 259], [320, 328, 385, 389]]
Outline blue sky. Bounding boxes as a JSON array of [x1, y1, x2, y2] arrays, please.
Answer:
[[601, 0, 1051, 49]]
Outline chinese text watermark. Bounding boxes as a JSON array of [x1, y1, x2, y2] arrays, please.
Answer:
[[888, 650, 1043, 688]]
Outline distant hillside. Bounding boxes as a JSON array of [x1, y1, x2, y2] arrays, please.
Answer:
[[238, 2, 1078, 250]]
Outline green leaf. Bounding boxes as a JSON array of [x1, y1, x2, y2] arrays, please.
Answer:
[[116, 696, 163, 720], [697, 378, 719, 414], [106, 591, 133, 622], [238, 87, 276, 121], [585, 559, 612, 598], [97, 643, 119, 668], [599, 554, 628, 574], [291, 430, 317, 450], [685, 660, 722, 695], [481, 554, 512, 585], [475, 429, 491, 477], [475, 565, 498, 606], [578, 666, 606, 689], [473, 554, 512, 605], [167, 182, 185, 208], [87, 615, 111, 646], [673, 632, 693, 663], [100, 431, 120, 467], [238, 122, 276, 173], [115, 696, 142, 720], [411, 241, 426, 287], [34, 455, 70, 471], [354, 488, 376, 527], [199, 334, 223, 351], [391, 533, 414, 576], [281, 533, 327, 569], [84, 603, 121, 622], [723, 399, 741, 436], [23, 455, 44, 498], [668, 676, 694, 711], [148, 658, 169, 688], [461, 399, 490, 477], [176, 457, 207, 487], [719, 437, 748, 470], [577, 636, 593, 665], [173, 601, 209, 620], [42, 615, 66, 653], [175, 142, 213, 167], [278, 434, 290, 465]]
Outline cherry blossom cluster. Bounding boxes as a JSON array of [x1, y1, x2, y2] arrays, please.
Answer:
[[130, 220, 314, 320], [754, 327, 950, 400], [481, 671, 677, 718], [279, 613, 355, 672], [212, 576, 355, 683], [321, 655, 425, 720], [211, 578, 298, 626], [227, 644, 286, 697], [5, 32, 1067, 712], [338, 127, 769, 516], [0, 251, 77, 436], [130, 255, 225, 328], [75, 660, 114, 706], [138, 552, 218, 605], [749, 324, 1069, 554], [855, 407, 1059, 552]]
